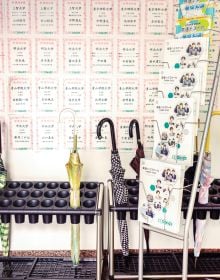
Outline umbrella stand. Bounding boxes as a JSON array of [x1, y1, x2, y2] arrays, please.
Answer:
[[129, 119, 150, 253], [97, 118, 129, 257], [0, 122, 10, 257]]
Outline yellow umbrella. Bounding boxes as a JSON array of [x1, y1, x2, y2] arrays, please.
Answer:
[[66, 134, 83, 266], [60, 108, 83, 266]]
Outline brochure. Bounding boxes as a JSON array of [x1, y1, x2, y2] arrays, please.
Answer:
[[139, 158, 184, 233], [178, 2, 215, 19], [176, 16, 213, 38], [152, 98, 196, 166]]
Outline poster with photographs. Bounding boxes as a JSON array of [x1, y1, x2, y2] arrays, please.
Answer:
[[139, 158, 184, 233], [153, 98, 196, 166], [164, 37, 209, 69], [164, 37, 209, 96], [158, 69, 205, 124]]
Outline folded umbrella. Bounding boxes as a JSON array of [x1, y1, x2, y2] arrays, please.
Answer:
[[129, 119, 150, 253], [0, 122, 10, 257], [60, 108, 83, 266], [97, 118, 129, 256], [194, 115, 215, 268], [66, 134, 83, 265]]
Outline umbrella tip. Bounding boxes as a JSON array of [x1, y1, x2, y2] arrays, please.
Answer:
[[194, 257, 197, 269]]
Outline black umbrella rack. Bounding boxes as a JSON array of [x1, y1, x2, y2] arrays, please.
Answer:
[[0, 181, 104, 280], [108, 177, 220, 279]]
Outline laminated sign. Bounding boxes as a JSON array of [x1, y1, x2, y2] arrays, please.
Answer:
[[152, 98, 196, 167], [139, 159, 184, 233]]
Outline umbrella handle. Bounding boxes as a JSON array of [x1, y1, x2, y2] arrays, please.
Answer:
[[97, 118, 117, 152], [129, 119, 142, 149]]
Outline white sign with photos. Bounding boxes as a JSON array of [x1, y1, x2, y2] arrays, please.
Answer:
[[139, 158, 184, 233]]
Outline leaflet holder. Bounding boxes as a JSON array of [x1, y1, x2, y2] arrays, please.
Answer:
[[138, 49, 220, 280]]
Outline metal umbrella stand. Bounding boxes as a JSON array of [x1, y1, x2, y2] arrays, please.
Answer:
[[97, 118, 129, 257], [129, 119, 150, 253], [0, 122, 10, 257]]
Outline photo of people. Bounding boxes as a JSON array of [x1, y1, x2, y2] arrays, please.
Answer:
[[186, 42, 202, 56], [174, 102, 190, 117], [162, 168, 177, 182], [139, 159, 187, 233], [155, 142, 169, 158], [180, 73, 196, 87]]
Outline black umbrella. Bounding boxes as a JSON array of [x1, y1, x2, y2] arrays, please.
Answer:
[[97, 118, 129, 256], [129, 119, 149, 253]]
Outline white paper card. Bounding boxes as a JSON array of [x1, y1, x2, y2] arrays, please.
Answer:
[[153, 98, 196, 166], [139, 158, 184, 233]]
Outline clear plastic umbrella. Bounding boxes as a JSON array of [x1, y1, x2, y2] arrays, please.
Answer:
[[194, 114, 215, 267]]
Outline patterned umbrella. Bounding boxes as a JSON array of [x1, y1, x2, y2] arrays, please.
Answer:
[[97, 118, 129, 256], [129, 119, 149, 253], [0, 122, 10, 256]]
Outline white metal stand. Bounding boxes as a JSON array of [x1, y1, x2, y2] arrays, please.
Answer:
[[138, 49, 220, 280]]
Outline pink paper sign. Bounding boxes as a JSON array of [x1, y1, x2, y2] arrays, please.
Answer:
[[36, 78, 59, 112], [36, 117, 59, 150], [36, 39, 58, 73], [118, 0, 140, 34], [63, 0, 86, 34], [117, 79, 139, 112], [35, 0, 58, 34], [9, 77, 32, 112], [145, 0, 170, 35], [8, 39, 31, 73], [63, 39, 86, 73], [10, 117, 33, 150], [118, 40, 140, 74], [63, 79, 86, 112], [90, 39, 113, 73], [7, 0, 31, 34], [90, 79, 112, 112], [0, 79, 5, 112], [91, 0, 113, 34], [62, 116, 86, 150]]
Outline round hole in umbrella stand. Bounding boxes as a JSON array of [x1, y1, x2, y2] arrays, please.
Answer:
[[97, 118, 129, 258], [128, 119, 150, 253]]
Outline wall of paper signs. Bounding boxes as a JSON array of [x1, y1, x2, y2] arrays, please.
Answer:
[[0, 0, 219, 154]]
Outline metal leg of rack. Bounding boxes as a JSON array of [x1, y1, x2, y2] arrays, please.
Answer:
[[138, 222, 144, 280], [108, 180, 115, 279], [96, 183, 104, 280]]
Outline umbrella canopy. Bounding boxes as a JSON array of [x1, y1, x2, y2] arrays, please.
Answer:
[[97, 118, 129, 256], [0, 122, 10, 257], [129, 119, 149, 253], [194, 119, 214, 267], [66, 134, 83, 266], [129, 119, 145, 176], [60, 108, 83, 266]]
